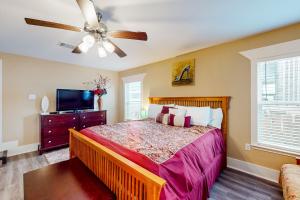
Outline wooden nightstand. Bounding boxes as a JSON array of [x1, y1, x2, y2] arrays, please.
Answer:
[[297, 157, 300, 165]]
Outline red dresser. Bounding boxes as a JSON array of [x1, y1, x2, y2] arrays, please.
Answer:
[[39, 110, 106, 154]]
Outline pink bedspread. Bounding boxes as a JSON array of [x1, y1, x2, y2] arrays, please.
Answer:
[[80, 119, 225, 200]]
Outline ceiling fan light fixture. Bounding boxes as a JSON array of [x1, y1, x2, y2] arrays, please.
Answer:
[[98, 46, 107, 58], [103, 41, 115, 53], [83, 34, 95, 48], [78, 42, 89, 53]]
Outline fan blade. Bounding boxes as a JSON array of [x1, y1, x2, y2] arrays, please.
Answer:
[[76, 0, 99, 29], [109, 31, 148, 41], [108, 39, 127, 58], [25, 18, 81, 32], [72, 43, 83, 54]]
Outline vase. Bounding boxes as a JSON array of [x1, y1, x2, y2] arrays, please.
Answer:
[[41, 96, 49, 114], [97, 96, 103, 111]]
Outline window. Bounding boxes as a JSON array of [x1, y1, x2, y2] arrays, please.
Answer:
[[241, 39, 300, 156], [125, 81, 142, 120], [123, 74, 145, 121], [256, 56, 300, 154]]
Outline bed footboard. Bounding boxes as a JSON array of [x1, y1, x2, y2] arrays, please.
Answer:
[[69, 129, 166, 200]]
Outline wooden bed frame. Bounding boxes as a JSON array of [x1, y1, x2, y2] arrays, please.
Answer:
[[69, 96, 230, 200]]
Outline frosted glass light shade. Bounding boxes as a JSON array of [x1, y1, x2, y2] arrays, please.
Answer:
[[103, 41, 115, 53], [98, 47, 107, 58], [83, 35, 95, 48], [78, 42, 89, 53]]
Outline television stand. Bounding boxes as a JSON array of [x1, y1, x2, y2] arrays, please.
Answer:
[[39, 110, 106, 154]]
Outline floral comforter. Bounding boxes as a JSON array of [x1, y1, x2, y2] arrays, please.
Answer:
[[81, 119, 225, 200]]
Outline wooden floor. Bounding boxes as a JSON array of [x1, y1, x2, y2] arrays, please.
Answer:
[[209, 168, 283, 200], [0, 151, 283, 200]]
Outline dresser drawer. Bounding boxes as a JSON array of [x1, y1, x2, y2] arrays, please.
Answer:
[[80, 111, 106, 122], [41, 114, 78, 126], [80, 120, 106, 130], [42, 135, 69, 149], [42, 125, 78, 138]]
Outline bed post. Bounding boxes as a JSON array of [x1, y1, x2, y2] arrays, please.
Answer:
[[220, 97, 230, 168]]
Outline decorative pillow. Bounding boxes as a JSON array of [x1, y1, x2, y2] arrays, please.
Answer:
[[176, 106, 211, 126], [169, 108, 187, 116], [209, 108, 223, 129], [156, 113, 170, 125], [169, 114, 191, 128], [148, 104, 164, 118], [161, 106, 174, 114]]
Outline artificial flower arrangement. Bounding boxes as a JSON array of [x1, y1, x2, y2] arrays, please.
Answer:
[[83, 74, 110, 110]]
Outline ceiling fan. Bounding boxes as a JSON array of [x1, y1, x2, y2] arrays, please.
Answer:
[[24, 0, 148, 58]]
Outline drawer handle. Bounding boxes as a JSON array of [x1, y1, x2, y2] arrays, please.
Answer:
[[100, 122, 104, 125], [48, 120, 52, 123], [100, 114, 104, 117], [48, 130, 52, 133], [83, 116, 86, 119], [83, 125, 86, 128], [48, 140, 52, 144], [73, 127, 76, 129], [73, 117, 76, 120]]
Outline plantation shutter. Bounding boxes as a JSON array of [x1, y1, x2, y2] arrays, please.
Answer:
[[257, 56, 300, 154]]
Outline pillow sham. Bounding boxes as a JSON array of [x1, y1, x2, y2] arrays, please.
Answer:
[[169, 108, 187, 116], [169, 114, 191, 128], [156, 113, 170, 125], [161, 106, 174, 114], [176, 105, 211, 126], [209, 108, 223, 129], [148, 104, 164, 118]]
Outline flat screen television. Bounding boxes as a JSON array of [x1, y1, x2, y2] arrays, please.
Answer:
[[56, 89, 94, 111]]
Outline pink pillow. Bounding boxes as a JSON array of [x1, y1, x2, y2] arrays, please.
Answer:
[[169, 114, 191, 128], [161, 106, 174, 114]]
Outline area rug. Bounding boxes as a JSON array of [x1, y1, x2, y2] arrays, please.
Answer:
[[44, 148, 69, 164]]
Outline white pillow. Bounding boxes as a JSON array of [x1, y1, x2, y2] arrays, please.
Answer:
[[165, 104, 175, 107], [169, 108, 187, 116], [209, 108, 223, 129], [148, 104, 163, 118], [176, 105, 211, 126]]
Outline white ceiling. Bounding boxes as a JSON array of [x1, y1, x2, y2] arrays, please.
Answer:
[[0, 0, 300, 71]]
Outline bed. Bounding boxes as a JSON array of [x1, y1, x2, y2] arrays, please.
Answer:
[[69, 96, 230, 200]]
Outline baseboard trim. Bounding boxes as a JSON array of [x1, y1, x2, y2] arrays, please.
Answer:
[[6, 143, 39, 157], [0, 140, 18, 151], [227, 157, 279, 183]]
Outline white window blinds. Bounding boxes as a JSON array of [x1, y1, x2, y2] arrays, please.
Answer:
[[257, 56, 300, 154], [124, 81, 142, 120]]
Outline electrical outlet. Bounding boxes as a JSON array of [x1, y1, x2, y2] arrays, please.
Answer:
[[245, 143, 251, 151], [28, 94, 36, 100]]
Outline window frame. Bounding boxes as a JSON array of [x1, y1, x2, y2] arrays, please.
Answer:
[[240, 39, 300, 156], [122, 74, 145, 121]]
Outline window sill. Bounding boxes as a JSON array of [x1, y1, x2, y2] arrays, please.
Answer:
[[251, 144, 300, 158]]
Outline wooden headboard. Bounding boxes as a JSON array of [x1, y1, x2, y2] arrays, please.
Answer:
[[149, 96, 230, 148]]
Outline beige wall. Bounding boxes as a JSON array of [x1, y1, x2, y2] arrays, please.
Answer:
[[0, 53, 119, 146], [119, 23, 300, 170]]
